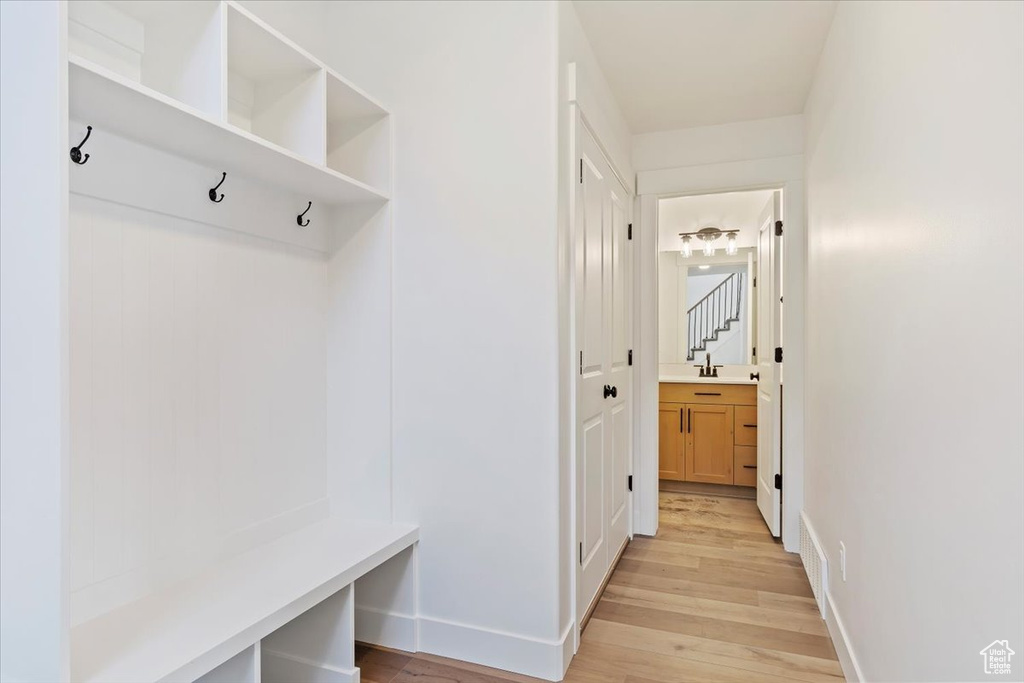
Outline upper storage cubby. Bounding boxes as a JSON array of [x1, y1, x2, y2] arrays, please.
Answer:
[[226, 5, 325, 165], [327, 71, 391, 193], [68, 0, 222, 118], [67, 0, 390, 208]]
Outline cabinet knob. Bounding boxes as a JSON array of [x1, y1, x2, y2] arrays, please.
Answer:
[[603, 385, 618, 399], [750, 372, 760, 381]]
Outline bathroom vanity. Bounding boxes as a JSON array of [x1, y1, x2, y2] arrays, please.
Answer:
[[658, 377, 757, 487]]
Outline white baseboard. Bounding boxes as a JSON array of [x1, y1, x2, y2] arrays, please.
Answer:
[[560, 620, 575, 678], [261, 648, 360, 683], [418, 615, 573, 681], [825, 591, 864, 682], [354, 606, 417, 652]]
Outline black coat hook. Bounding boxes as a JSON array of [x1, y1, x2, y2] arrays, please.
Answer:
[[297, 201, 312, 227], [70, 125, 92, 165], [209, 172, 226, 203]]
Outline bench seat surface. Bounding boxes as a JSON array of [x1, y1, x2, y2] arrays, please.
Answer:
[[71, 518, 419, 683]]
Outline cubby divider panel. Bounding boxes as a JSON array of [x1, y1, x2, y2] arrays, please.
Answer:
[[226, 4, 325, 164], [326, 71, 391, 192], [193, 644, 259, 683], [261, 585, 357, 683]]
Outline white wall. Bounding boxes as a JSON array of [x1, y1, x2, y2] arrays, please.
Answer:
[[658, 252, 681, 364], [65, 180, 331, 626], [803, 2, 1024, 680], [0, 2, 68, 681], [324, 2, 567, 678], [633, 114, 803, 172]]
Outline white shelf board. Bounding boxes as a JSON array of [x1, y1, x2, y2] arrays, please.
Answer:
[[71, 517, 418, 683], [69, 55, 389, 206]]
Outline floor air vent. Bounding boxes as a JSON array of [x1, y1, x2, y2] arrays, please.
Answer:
[[799, 512, 828, 618]]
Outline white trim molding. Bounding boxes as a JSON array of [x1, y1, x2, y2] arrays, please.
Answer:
[[635, 154, 806, 553], [826, 591, 864, 682], [261, 648, 360, 683], [418, 616, 573, 682], [353, 607, 416, 653]]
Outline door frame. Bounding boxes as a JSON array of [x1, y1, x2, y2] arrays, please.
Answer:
[[566, 103, 635, 651], [633, 156, 806, 553]]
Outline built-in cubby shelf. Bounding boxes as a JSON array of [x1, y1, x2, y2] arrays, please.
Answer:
[[65, 3, 405, 681], [71, 519, 418, 683], [67, 0, 391, 205]]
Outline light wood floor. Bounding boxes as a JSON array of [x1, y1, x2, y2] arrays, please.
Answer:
[[356, 492, 844, 683]]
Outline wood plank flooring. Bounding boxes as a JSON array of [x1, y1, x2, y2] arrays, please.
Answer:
[[356, 492, 844, 683]]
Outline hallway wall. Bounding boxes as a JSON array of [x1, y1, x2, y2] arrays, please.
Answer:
[[632, 114, 803, 172], [802, 2, 1024, 680], [323, 2, 566, 678]]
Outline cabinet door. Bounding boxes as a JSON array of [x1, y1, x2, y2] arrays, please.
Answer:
[[684, 404, 735, 484], [658, 403, 685, 481]]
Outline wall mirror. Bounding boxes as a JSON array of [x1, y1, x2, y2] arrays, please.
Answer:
[[658, 189, 773, 369]]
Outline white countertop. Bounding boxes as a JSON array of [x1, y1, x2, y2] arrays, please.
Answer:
[[659, 364, 758, 385], [659, 374, 757, 385]]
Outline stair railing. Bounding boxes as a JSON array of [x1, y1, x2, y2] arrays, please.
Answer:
[[686, 272, 743, 361]]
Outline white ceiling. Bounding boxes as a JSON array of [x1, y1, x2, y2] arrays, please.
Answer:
[[659, 190, 774, 252], [573, 0, 837, 133]]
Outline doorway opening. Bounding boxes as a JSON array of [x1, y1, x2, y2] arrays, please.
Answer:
[[655, 188, 783, 534]]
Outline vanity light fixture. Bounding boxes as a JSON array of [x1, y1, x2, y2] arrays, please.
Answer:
[[677, 226, 740, 259]]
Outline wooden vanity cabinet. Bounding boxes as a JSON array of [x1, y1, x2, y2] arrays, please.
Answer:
[[659, 382, 757, 487], [659, 404, 685, 480]]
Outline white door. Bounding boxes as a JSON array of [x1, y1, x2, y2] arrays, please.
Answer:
[[755, 191, 782, 536], [576, 124, 631, 624]]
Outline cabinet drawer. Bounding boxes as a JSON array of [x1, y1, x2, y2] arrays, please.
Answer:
[[734, 446, 757, 487], [660, 382, 756, 406], [734, 405, 758, 446]]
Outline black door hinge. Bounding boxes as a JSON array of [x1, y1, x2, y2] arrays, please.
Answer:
[[628, 223, 632, 240], [752, 346, 756, 357], [775, 347, 783, 363], [753, 276, 757, 287], [628, 349, 633, 366], [775, 220, 783, 237], [579, 159, 583, 184], [579, 542, 583, 565], [628, 475, 633, 492], [579, 350, 583, 375], [774, 473, 782, 490]]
